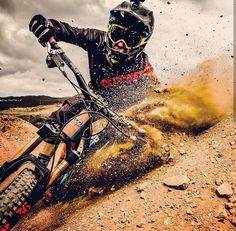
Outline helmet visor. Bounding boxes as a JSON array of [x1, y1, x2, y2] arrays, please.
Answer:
[[108, 24, 146, 49]]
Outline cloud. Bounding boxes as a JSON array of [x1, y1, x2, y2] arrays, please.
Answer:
[[0, 0, 15, 14]]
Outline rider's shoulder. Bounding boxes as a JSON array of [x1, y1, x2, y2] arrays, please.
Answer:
[[85, 28, 106, 50]]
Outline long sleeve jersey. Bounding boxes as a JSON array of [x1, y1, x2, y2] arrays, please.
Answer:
[[50, 19, 158, 110]]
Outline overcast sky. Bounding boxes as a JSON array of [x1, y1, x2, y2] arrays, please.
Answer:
[[0, 0, 233, 97]]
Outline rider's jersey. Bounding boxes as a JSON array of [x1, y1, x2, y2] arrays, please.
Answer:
[[51, 19, 158, 91]]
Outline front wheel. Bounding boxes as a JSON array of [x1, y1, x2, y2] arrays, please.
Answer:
[[0, 168, 38, 230]]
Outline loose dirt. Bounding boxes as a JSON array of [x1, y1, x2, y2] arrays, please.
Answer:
[[6, 116, 235, 231]]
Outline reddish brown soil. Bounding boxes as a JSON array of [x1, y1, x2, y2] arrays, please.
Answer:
[[0, 115, 38, 162], [1, 114, 235, 231]]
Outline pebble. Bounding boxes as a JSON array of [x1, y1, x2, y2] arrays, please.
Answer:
[[179, 148, 186, 155], [216, 182, 234, 198], [215, 152, 223, 158], [164, 175, 190, 190], [167, 155, 174, 164], [186, 208, 193, 215], [140, 192, 146, 199], [136, 222, 145, 228], [136, 182, 149, 192], [215, 207, 228, 222], [215, 179, 223, 186], [98, 212, 104, 219], [190, 202, 198, 208]]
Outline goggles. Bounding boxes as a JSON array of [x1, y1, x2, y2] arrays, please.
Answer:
[[108, 24, 148, 50]]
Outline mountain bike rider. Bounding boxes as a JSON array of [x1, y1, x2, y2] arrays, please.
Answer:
[[29, 0, 158, 154]]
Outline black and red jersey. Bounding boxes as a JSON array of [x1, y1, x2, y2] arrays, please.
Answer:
[[51, 19, 158, 91]]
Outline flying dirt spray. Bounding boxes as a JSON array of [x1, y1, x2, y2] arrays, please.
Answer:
[[55, 55, 233, 201]]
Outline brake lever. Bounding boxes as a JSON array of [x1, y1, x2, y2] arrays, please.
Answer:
[[46, 41, 65, 72]]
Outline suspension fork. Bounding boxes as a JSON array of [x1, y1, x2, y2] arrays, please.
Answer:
[[46, 111, 92, 189]]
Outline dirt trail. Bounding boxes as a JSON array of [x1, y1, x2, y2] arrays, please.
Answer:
[[0, 116, 38, 162], [9, 116, 236, 231]]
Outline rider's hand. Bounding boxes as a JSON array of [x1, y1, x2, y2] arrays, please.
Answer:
[[29, 15, 56, 45]]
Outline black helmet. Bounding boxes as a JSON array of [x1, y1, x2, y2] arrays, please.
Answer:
[[106, 0, 155, 63]]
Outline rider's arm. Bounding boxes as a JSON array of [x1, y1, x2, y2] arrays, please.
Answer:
[[49, 19, 105, 51]]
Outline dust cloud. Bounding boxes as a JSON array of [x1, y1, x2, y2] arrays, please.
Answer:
[[127, 55, 233, 132], [85, 55, 233, 178]]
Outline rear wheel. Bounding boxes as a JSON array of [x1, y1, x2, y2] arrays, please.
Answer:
[[0, 168, 38, 229]]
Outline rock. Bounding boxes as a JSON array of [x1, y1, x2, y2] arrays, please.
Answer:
[[215, 207, 228, 222], [225, 202, 234, 210], [215, 179, 223, 186], [229, 217, 236, 227], [186, 208, 193, 215], [136, 222, 145, 228], [215, 152, 223, 158], [164, 146, 170, 152], [163, 175, 190, 190], [140, 192, 146, 199], [167, 155, 174, 164], [136, 183, 148, 192], [190, 202, 198, 208], [1, 125, 8, 132], [98, 212, 104, 219], [229, 195, 236, 203], [120, 219, 126, 224], [178, 148, 186, 155], [149, 218, 156, 223], [216, 183, 234, 198]]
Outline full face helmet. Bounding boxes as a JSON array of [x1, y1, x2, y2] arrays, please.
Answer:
[[106, 0, 155, 64]]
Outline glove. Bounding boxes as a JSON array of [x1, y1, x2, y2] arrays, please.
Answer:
[[29, 14, 56, 45]]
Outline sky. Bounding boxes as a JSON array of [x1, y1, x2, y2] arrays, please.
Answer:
[[0, 0, 233, 97]]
